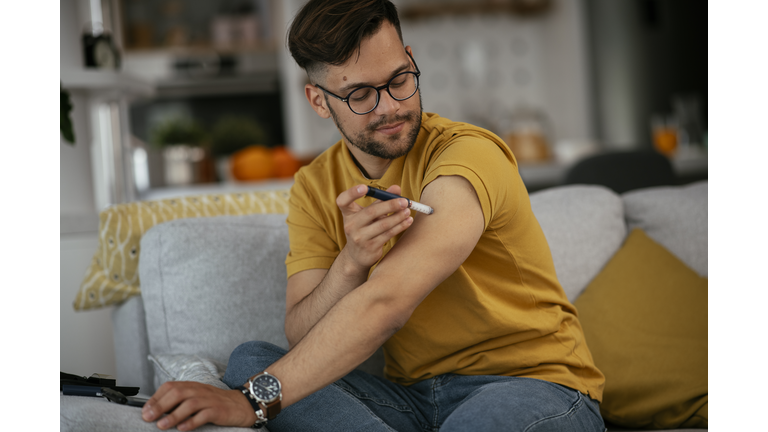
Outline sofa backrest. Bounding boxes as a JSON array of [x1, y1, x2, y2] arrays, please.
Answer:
[[622, 181, 707, 277], [139, 213, 292, 380], [530, 185, 626, 302]]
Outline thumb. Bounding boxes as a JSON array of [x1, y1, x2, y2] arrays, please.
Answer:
[[336, 184, 367, 216]]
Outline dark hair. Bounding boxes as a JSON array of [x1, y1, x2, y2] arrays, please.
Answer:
[[287, 0, 403, 82]]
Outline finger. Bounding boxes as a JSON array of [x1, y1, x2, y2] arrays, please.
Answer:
[[353, 207, 412, 247], [368, 210, 414, 245], [344, 196, 407, 232], [347, 199, 409, 240], [369, 184, 404, 205], [174, 389, 255, 431], [144, 382, 191, 424], [369, 185, 406, 219], [336, 184, 368, 213], [156, 397, 199, 431], [151, 386, 189, 427], [362, 197, 409, 220], [143, 382, 177, 421], [176, 408, 214, 432]]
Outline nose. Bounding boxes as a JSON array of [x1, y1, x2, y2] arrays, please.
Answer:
[[372, 87, 400, 116]]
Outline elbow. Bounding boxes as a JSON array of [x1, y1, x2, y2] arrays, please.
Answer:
[[365, 291, 414, 336], [284, 311, 302, 350], [285, 333, 299, 351]]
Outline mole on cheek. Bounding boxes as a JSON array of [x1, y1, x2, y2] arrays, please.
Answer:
[[343, 76, 347, 81]]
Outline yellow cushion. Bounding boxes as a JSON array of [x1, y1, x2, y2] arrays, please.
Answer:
[[574, 228, 707, 429], [73, 190, 290, 311]]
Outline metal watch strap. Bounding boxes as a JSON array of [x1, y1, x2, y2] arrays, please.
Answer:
[[240, 387, 268, 429]]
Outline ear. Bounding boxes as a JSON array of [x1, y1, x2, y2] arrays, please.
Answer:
[[405, 45, 414, 58], [305, 83, 331, 119]]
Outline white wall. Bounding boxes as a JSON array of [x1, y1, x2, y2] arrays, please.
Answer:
[[279, 0, 595, 158], [587, 0, 646, 149], [60, 0, 117, 379]]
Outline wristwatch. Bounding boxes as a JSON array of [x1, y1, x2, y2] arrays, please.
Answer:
[[240, 371, 282, 429]]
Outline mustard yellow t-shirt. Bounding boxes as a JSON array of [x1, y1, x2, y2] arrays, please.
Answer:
[[285, 112, 605, 402]]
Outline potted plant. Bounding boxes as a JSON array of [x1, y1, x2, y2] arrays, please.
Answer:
[[149, 116, 209, 186], [209, 116, 268, 182]]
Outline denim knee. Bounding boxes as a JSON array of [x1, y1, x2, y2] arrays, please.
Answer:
[[221, 341, 287, 389], [230, 340, 287, 361]]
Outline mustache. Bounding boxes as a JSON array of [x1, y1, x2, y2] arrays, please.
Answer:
[[366, 111, 419, 132]]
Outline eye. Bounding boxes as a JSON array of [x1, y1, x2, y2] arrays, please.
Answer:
[[390, 76, 408, 87], [350, 87, 373, 101]]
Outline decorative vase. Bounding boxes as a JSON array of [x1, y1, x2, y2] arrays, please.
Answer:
[[162, 145, 206, 186]]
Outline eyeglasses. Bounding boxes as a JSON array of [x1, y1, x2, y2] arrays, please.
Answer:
[[315, 51, 421, 115]]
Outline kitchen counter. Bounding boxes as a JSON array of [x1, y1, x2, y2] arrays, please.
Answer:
[[137, 150, 708, 200]]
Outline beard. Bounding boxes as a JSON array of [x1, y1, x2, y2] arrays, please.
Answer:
[[327, 92, 423, 160]]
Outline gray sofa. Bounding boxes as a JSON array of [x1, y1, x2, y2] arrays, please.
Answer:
[[60, 181, 708, 431]]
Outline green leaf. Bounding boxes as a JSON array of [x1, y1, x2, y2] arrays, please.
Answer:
[[209, 116, 267, 156], [149, 116, 206, 148], [61, 83, 75, 145]]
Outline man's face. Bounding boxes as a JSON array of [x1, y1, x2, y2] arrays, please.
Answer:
[[319, 22, 423, 161]]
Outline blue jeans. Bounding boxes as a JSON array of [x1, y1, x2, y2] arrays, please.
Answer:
[[222, 341, 606, 432]]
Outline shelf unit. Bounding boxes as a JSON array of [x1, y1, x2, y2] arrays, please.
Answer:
[[61, 69, 155, 211]]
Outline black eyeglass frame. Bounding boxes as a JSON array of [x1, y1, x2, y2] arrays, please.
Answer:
[[315, 51, 421, 115]]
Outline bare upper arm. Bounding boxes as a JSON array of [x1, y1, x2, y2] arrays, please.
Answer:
[[285, 175, 485, 329], [366, 175, 485, 312]]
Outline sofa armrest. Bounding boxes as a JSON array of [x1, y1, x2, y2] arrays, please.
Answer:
[[112, 295, 155, 396]]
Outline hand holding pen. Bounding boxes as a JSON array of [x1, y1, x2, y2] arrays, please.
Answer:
[[335, 184, 416, 272], [364, 186, 434, 215]]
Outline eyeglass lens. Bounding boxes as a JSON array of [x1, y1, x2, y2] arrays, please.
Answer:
[[347, 72, 419, 114]]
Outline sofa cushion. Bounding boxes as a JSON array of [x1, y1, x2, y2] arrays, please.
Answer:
[[574, 229, 708, 429], [529, 185, 626, 302], [622, 181, 707, 276], [60, 394, 248, 432], [139, 213, 291, 366]]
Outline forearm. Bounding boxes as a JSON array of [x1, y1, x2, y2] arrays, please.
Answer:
[[271, 281, 405, 408], [285, 247, 370, 347]]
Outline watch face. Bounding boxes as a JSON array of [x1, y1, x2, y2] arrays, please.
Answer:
[[250, 374, 281, 402]]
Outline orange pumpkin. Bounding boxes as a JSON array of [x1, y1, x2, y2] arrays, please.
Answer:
[[231, 145, 274, 181], [272, 146, 302, 178]]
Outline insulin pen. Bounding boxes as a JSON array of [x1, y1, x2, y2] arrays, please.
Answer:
[[365, 186, 434, 215]]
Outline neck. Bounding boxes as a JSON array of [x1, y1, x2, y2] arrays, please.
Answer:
[[346, 142, 393, 180]]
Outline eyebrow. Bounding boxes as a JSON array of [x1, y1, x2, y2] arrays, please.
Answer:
[[337, 60, 412, 95]]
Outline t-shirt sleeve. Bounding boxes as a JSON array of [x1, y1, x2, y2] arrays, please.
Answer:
[[284, 174, 340, 278], [421, 137, 520, 229]]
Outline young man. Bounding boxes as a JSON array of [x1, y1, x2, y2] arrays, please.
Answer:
[[142, 1, 606, 430]]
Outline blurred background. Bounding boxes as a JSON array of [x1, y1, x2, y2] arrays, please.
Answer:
[[61, 0, 707, 377]]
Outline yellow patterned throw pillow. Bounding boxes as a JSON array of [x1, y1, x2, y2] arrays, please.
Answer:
[[73, 189, 291, 311]]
